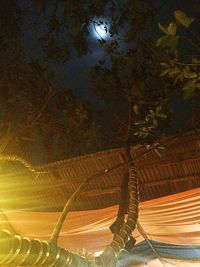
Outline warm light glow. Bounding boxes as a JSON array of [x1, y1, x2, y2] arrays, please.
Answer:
[[93, 251, 103, 257]]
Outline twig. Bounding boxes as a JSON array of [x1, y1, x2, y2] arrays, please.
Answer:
[[29, 61, 57, 127], [141, 40, 168, 61], [113, 114, 128, 129], [137, 221, 167, 267], [28, 88, 56, 128]]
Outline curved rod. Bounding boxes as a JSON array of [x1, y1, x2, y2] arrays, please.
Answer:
[[50, 178, 87, 245], [0, 154, 45, 174], [0, 162, 139, 267], [0, 230, 89, 266]]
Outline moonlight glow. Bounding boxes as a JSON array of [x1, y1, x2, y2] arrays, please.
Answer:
[[95, 25, 107, 38], [92, 22, 109, 39]]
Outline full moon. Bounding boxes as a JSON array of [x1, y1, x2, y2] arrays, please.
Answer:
[[92, 22, 109, 40], [95, 25, 107, 38]]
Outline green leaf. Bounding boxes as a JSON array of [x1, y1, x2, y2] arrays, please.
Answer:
[[192, 58, 200, 64], [168, 68, 181, 77], [134, 121, 145, 125], [158, 146, 165, 150], [174, 74, 183, 84], [182, 79, 198, 98], [156, 35, 179, 54], [167, 22, 177, 36], [155, 149, 162, 158], [183, 78, 197, 90], [156, 35, 167, 47], [174, 10, 194, 28], [160, 62, 170, 68], [183, 87, 196, 99], [183, 70, 197, 79], [157, 113, 167, 119], [158, 23, 169, 34], [160, 69, 169, 77]]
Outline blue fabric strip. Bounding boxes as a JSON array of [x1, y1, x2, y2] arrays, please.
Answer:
[[117, 240, 200, 266]]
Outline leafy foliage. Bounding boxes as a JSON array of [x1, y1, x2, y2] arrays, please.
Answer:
[[157, 10, 200, 99], [0, 1, 200, 163], [174, 10, 194, 28], [0, 60, 102, 163]]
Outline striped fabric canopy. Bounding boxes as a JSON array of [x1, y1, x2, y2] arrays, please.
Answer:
[[0, 132, 200, 266], [0, 188, 200, 266]]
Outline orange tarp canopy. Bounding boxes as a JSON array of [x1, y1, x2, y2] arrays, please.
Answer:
[[1, 188, 200, 254]]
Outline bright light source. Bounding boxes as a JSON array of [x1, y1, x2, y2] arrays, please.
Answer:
[[91, 21, 109, 40], [95, 24, 107, 38], [93, 251, 103, 257]]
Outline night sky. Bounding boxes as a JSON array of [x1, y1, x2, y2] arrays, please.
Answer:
[[20, 0, 197, 101], [21, 1, 107, 99], [1, 0, 199, 164]]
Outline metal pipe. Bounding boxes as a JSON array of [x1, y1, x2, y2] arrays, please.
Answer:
[[0, 230, 89, 266]]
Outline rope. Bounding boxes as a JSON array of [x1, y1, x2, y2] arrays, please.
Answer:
[[0, 154, 45, 174], [137, 221, 167, 267]]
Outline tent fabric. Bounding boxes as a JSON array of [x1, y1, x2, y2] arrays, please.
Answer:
[[125, 259, 200, 267], [1, 188, 200, 254], [117, 240, 200, 266]]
